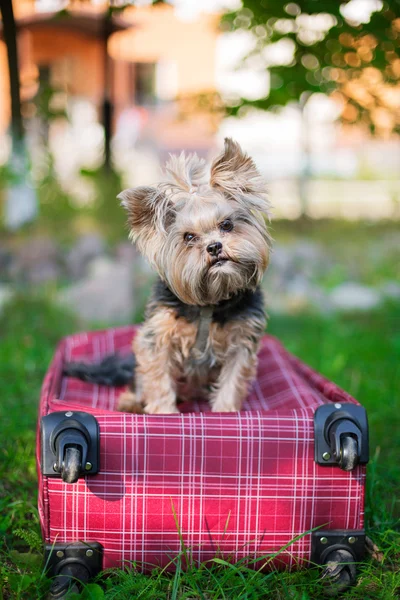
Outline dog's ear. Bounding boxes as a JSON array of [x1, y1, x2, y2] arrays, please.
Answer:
[[210, 138, 270, 215], [118, 186, 174, 258]]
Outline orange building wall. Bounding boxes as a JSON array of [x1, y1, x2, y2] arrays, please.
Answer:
[[0, 29, 105, 134], [0, 3, 219, 136], [109, 5, 219, 96], [31, 29, 104, 103]]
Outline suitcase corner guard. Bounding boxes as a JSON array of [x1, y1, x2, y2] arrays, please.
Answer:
[[314, 403, 369, 471], [45, 541, 103, 599], [41, 411, 100, 483]]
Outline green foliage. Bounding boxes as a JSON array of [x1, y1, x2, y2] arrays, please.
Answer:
[[0, 162, 23, 188], [80, 166, 127, 243], [0, 161, 128, 244], [12, 529, 43, 554], [270, 218, 400, 288], [32, 164, 127, 244], [68, 583, 106, 599], [31, 82, 68, 125], [222, 0, 400, 132]]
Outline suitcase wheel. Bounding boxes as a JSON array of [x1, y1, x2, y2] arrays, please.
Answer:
[[314, 404, 369, 470], [321, 548, 357, 596], [48, 579, 80, 599], [47, 565, 88, 599], [338, 435, 358, 472], [41, 411, 100, 482], [44, 542, 103, 599], [62, 446, 82, 484]]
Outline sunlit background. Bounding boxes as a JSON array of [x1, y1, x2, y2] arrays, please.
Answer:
[[0, 0, 399, 321]]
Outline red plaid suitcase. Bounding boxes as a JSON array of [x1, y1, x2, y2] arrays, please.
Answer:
[[37, 325, 369, 597]]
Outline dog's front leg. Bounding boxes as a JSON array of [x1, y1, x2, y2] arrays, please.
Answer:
[[135, 345, 178, 414], [133, 311, 179, 414], [210, 347, 258, 412]]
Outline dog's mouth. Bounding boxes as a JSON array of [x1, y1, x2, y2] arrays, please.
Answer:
[[209, 256, 230, 267]]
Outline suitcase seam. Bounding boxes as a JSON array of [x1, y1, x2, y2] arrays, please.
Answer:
[[41, 339, 67, 543]]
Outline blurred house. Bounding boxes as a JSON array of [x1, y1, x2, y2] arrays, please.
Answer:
[[0, 1, 220, 159]]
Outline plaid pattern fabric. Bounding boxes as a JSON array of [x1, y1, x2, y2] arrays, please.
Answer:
[[38, 326, 365, 571]]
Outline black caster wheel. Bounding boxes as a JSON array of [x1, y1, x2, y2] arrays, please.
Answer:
[[47, 562, 89, 599], [338, 435, 359, 472], [61, 446, 82, 484], [48, 577, 81, 599], [321, 548, 357, 596], [315, 403, 368, 471], [44, 542, 103, 600]]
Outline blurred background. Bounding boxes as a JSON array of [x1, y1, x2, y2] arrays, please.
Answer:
[[0, 2, 399, 595], [0, 0, 399, 320]]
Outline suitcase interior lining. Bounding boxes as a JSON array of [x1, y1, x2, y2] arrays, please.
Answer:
[[53, 326, 357, 414]]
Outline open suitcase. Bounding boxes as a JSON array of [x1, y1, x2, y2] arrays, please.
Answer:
[[37, 325, 369, 598]]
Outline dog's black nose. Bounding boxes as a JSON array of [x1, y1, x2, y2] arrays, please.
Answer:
[[207, 241, 222, 256]]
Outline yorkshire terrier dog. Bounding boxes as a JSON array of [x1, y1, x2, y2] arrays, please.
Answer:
[[66, 138, 271, 413]]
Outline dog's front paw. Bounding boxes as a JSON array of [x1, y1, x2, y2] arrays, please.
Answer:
[[117, 390, 143, 413], [210, 397, 241, 413], [144, 403, 180, 414]]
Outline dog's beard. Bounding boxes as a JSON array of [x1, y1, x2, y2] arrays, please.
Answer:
[[164, 251, 262, 306], [205, 258, 260, 304]]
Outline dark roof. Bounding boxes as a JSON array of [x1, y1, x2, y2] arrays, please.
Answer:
[[0, 10, 134, 39]]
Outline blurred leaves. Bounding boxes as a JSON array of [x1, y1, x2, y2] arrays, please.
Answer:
[[80, 166, 127, 243], [12, 529, 43, 554], [0, 158, 127, 244], [222, 0, 400, 134], [31, 83, 68, 124]]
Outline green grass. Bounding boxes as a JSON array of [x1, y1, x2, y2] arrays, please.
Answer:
[[269, 218, 400, 289], [0, 296, 399, 599]]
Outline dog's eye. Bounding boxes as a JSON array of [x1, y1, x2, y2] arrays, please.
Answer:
[[184, 232, 196, 243], [219, 219, 233, 232]]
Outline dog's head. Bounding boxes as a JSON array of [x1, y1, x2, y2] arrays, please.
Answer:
[[119, 138, 271, 306]]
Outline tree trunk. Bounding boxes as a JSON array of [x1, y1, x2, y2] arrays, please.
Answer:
[[1, 0, 38, 229], [102, 11, 112, 170], [0, 0, 23, 145]]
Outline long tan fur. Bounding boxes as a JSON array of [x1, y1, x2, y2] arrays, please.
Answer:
[[117, 138, 271, 413]]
